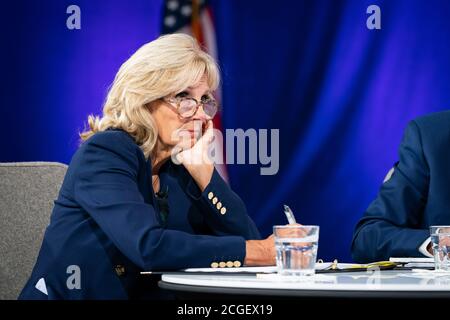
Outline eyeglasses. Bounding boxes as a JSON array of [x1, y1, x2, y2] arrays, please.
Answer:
[[162, 96, 218, 119]]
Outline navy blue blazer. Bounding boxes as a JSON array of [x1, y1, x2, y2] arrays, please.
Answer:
[[352, 111, 450, 263], [19, 129, 260, 299]]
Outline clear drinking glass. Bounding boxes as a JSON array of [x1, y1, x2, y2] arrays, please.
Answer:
[[430, 225, 450, 271], [273, 225, 319, 276]]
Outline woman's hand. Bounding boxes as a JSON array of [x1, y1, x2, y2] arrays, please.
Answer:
[[244, 235, 276, 266], [175, 120, 215, 191], [244, 224, 310, 267]]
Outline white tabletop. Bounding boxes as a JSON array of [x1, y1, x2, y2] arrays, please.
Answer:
[[159, 270, 450, 298]]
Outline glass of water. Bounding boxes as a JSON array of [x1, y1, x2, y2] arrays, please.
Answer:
[[430, 226, 450, 271], [273, 225, 319, 276]]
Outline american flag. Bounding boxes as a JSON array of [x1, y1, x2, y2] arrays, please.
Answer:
[[161, 0, 228, 182]]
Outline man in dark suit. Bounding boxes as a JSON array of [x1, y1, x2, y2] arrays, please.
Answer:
[[352, 111, 450, 263]]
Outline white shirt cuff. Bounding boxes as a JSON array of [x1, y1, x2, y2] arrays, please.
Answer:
[[418, 237, 433, 257]]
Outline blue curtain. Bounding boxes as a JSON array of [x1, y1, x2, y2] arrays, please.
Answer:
[[212, 0, 450, 261], [1, 0, 449, 261], [0, 0, 163, 162]]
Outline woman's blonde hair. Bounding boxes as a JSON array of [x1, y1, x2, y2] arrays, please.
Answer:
[[79, 33, 220, 159]]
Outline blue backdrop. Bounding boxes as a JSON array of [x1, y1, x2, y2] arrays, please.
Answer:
[[1, 0, 449, 262]]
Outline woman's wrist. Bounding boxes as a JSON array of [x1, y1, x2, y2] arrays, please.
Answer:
[[185, 163, 214, 192], [244, 238, 275, 266], [244, 240, 262, 266]]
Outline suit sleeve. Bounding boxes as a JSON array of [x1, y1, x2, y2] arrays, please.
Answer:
[[351, 121, 430, 263], [73, 132, 246, 270], [185, 169, 262, 240]]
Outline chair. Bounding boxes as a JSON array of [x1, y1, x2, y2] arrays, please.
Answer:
[[0, 162, 67, 300]]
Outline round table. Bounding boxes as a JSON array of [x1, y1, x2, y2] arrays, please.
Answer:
[[159, 270, 450, 299]]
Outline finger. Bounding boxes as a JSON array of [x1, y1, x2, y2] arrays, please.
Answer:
[[279, 227, 307, 238], [174, 149, 185, 164], [206, 119, 214, 131], [199, 121, 215, 145], [204, 120, 214, 136], [440, 237, 450, 246]]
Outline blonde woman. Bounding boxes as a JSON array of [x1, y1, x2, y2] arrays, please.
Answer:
[[20, 34, 275, 300]]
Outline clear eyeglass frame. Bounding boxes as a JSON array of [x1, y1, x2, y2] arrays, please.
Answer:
[[163, 96, 218, 119]]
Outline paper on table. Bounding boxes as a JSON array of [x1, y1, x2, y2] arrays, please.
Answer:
[[179, 262, 345, 273], [404, 262, 435, 268], [256, 273, 337, 283], [140, 262, 361, 275], [182, 266, 277, 273], [389, 257, 434, 263]]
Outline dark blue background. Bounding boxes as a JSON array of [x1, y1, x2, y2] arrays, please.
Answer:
[[1, 0, 449, 262]]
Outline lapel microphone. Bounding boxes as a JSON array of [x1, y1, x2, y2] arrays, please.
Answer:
[[156, 186, 169, 199]]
